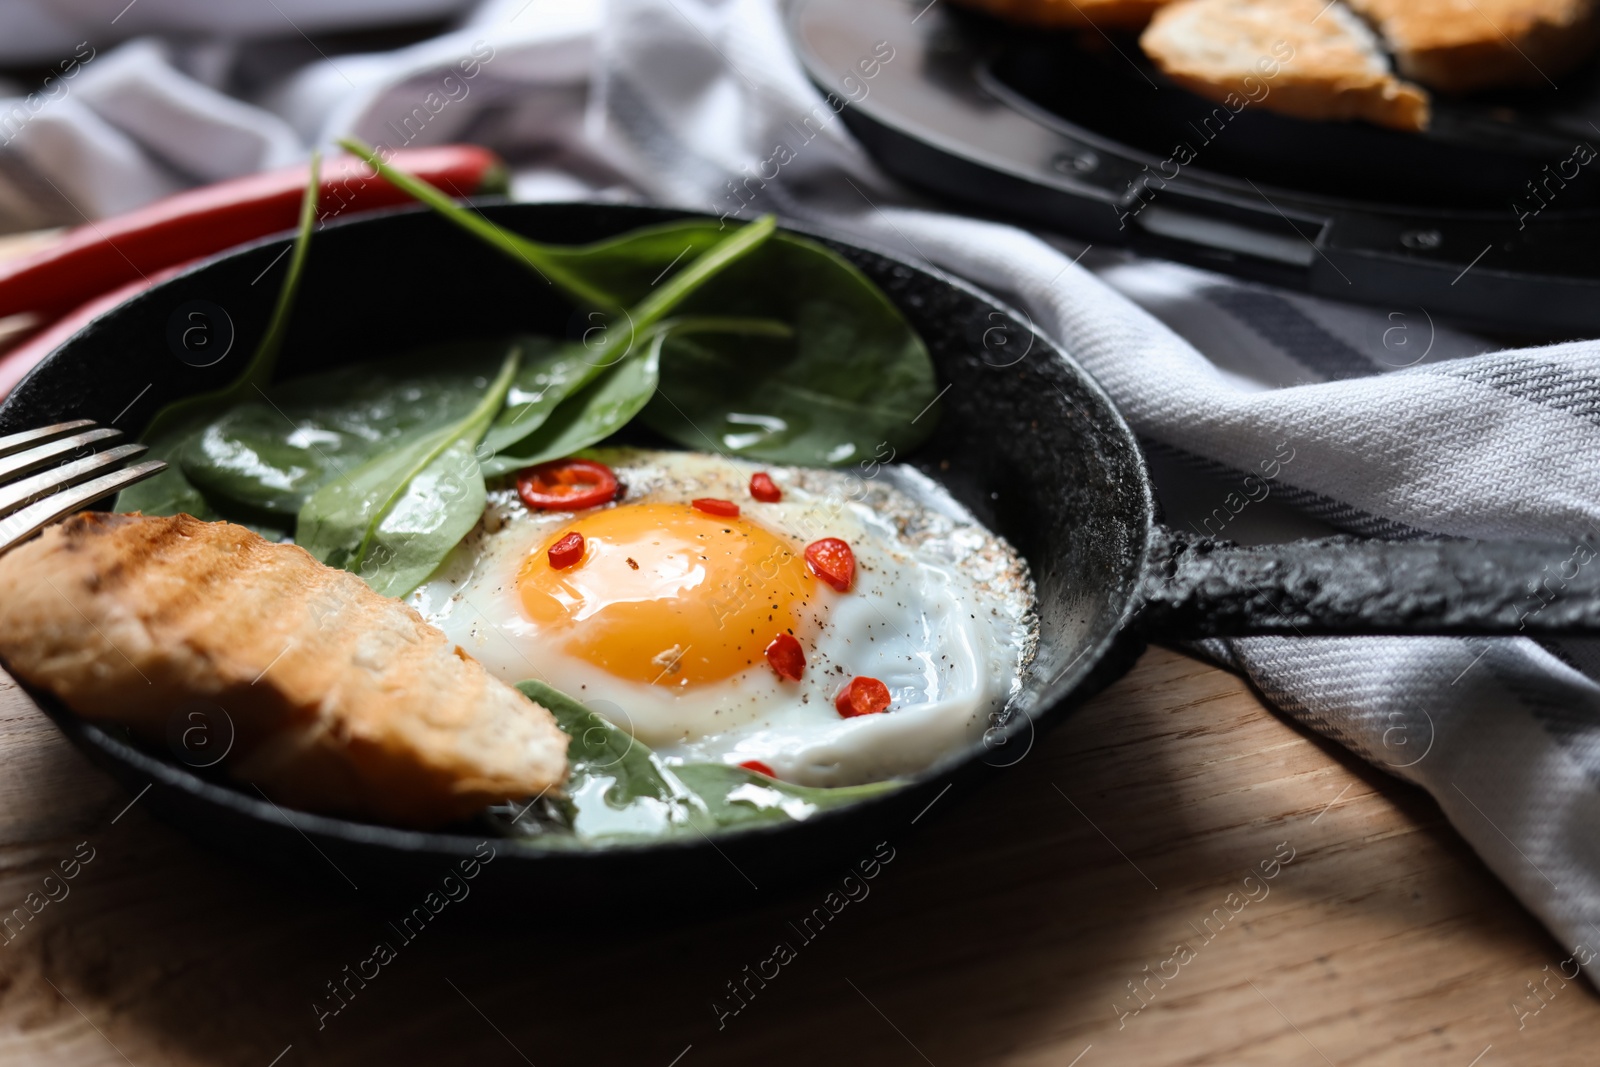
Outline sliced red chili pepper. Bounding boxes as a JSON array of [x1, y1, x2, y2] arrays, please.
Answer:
[[547, 531, 585, 569], [805, 537, 856, 592], [738, 760, 777, 778], [749, 472, 781, 503], [692, 497, 740, 518], [835, 677, 892, 717], [517, 458, 619, 511], [765, 633, 806, 681]]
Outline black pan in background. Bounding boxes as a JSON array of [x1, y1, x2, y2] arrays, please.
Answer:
[[787, 0, 1600, 336], [5, 202, 1600, 911]]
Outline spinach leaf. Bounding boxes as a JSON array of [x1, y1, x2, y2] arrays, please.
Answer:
[[343, 135, 779, 336], [516, 680, 697, 842], [672, 763, 899, 830], [339, 139, 779, 316], [120, 154, 322, 521], [334, 157, 785, 476], [180, 338, 523, 516], [339, 138, 620, 311], [483, 330, 661, 476], [513, 680, 901, 845], [643, 235, 939, 466], [519, 681, 678, 806], [462, 207, 781, 468], [526, 219, 730, 307], [118, 427, 222, 521], [297, 348, 518, 597], [627, 215, 776, 332], [477, 341, 605, 465], [481, 318, 790, 476], [330, 143, 941, 469], [170, 311, 792, 516]]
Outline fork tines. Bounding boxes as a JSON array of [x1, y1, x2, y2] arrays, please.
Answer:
[[0, 420, 167, 554]]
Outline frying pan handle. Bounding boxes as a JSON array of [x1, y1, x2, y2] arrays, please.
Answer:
[[1138, 526, 1600, 637]]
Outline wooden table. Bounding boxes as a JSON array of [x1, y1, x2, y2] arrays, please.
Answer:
[[2, 644, 1596, 1066]]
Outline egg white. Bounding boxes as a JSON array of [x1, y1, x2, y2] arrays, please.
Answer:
[[410, 449, 1036, 787]]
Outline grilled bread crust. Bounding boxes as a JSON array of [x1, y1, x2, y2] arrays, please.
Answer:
[[1347, 0, 1599, 92], [0, 512, 567, 827], [1142, 0, 1431, 130]]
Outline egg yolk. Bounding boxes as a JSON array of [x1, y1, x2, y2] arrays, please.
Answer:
[[517, 502, 816, 687]]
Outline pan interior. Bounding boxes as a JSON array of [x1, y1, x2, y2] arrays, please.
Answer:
[[0, 202, 1154, 854]]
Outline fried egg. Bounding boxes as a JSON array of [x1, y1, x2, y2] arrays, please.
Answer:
[[410, 449, 1036, 787]]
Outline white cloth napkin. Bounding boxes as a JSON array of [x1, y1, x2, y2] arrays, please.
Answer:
[[5, 0, 1600, 987]]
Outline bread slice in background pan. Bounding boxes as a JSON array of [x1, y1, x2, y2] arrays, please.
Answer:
[[1347, 0, 1599, 92], [949, 0, 1173, 31], [0, 512, 569, 828], [1142, 0, 1431, 130]]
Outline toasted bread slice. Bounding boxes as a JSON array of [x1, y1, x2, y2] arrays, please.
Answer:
[[950, 0, 1172, 30], [0, 512, 567, 828], [1347, 0, 1599, 91], [1141, 0, 1431, 130]]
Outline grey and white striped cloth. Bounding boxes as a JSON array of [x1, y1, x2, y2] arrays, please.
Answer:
[[5, 0, 1600, 984]]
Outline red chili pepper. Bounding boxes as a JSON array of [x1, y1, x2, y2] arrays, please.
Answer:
[[692, 497, 740, 518], [835, 677, 892, 717], [749, 472, 781, 503], [738, 760, 777, 778], [805, 537, 856, 592], [517, 458, 619, 511], [548, 531, 586, 570], [764, 633, 806, 681], [0, 145, 507, 325]]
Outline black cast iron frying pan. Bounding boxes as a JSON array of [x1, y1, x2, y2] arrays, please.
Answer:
[[0, 202, 1594, 908]]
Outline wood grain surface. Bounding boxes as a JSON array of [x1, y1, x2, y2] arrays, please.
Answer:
[[1, 645, 1596, 1067]]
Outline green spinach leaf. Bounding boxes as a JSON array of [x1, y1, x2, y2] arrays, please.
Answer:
[[513, 680, 901, 845], [327, 143, 941, 469], [339, 140, 782, 316], [120, 154, 322, 521], [516, 680, 696, 842], [180, 338, 524, 516], [477, 341, 605, 464], [117, 426, 222, 521], [481, 317, 790, 476], [297, 348, 518, 597], [527, 219, 730, 307], [337, 139, 618, 310], [460, 207, 781, 468], [358, 162, 788, 473], [672, 763, 899, 830], [483, 330, 661, 476], [643, 235, 939, 466]]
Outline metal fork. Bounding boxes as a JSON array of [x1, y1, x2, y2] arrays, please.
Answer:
[[0, 420, 166, 554]]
